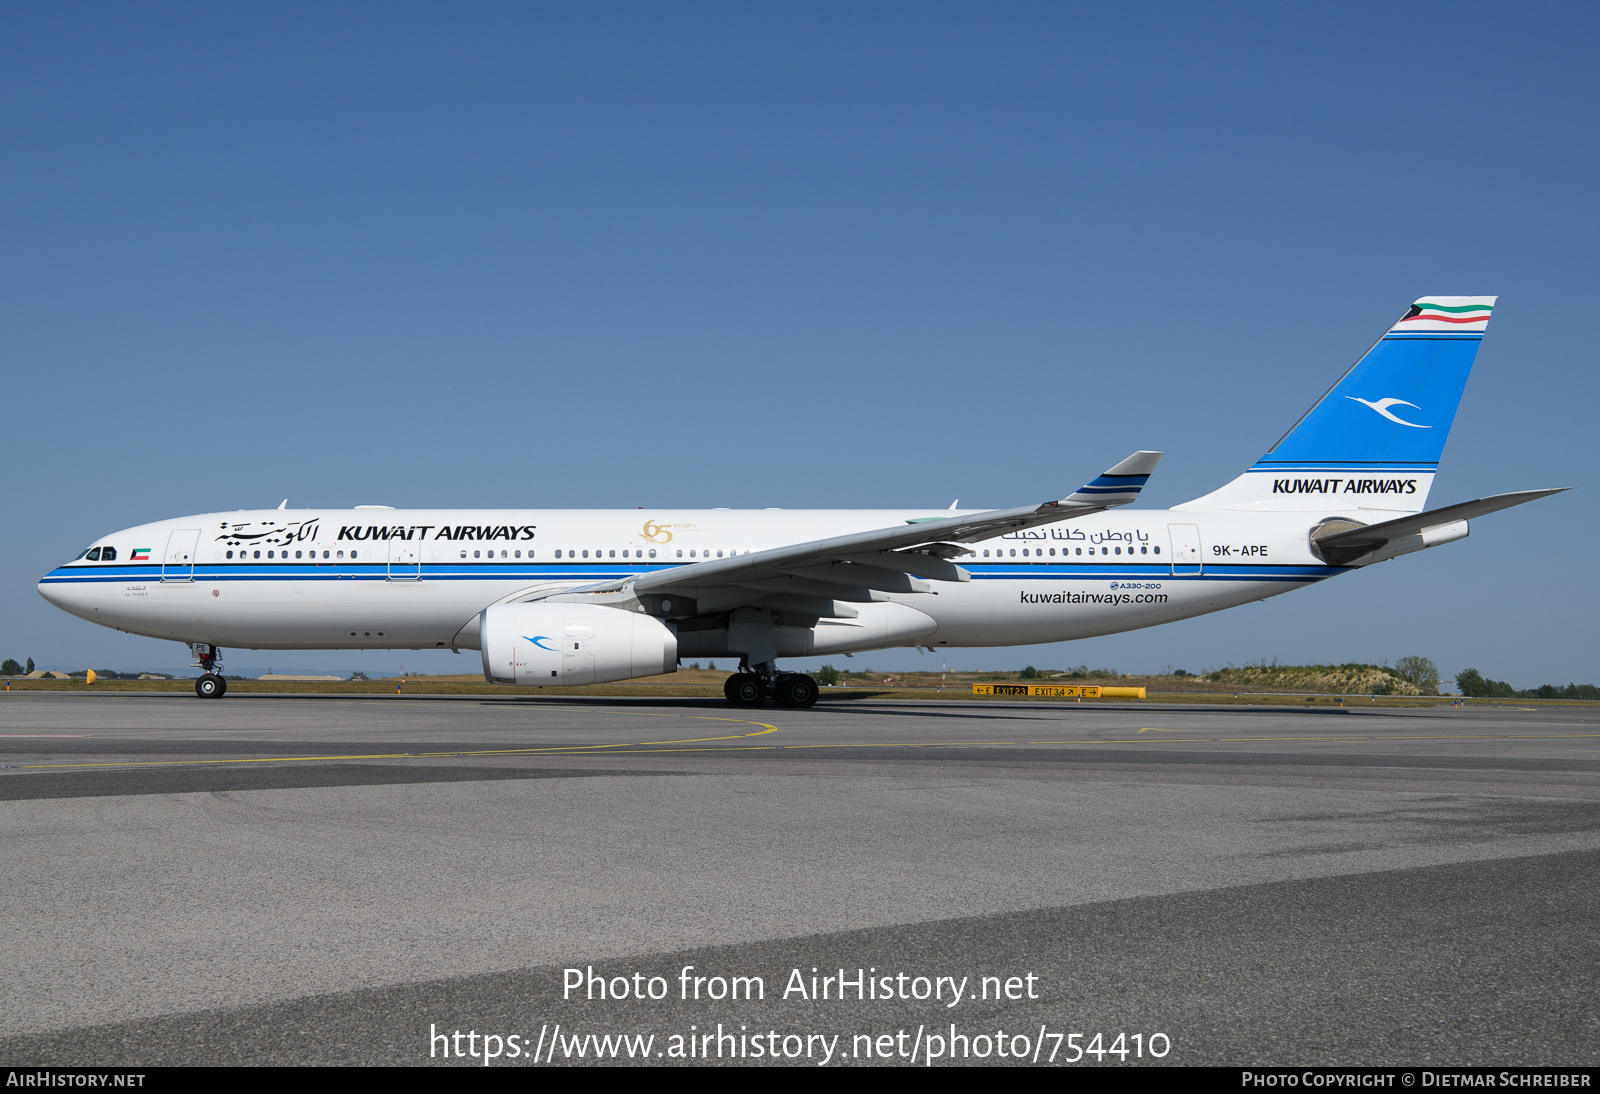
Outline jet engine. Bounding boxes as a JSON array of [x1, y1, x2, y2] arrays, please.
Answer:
[[480, 602, 678, 686]]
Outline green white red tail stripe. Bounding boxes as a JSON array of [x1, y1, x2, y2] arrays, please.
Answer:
[[1389, 296, 1496, 334]]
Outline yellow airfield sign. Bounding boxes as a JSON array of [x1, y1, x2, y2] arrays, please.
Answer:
[[971, 683, 1146, 699]]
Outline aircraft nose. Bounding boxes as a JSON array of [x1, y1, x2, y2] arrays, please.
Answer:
[[38, 571, 91, 618], [38, 575, 68, 608]]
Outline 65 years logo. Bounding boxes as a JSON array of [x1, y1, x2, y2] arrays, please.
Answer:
[[640, 520, 696, 544]]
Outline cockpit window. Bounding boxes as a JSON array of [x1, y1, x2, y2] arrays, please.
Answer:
[[85, 547, 102, 561], [74, 549, 90, 561], [99, 546, 116, 561]]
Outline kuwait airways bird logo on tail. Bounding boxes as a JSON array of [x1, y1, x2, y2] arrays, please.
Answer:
[[1345, 397, 1430, 428]]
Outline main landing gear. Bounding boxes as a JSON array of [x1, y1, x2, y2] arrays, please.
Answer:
[[723, 666, 819, 709], [192, 643, 227, 699]]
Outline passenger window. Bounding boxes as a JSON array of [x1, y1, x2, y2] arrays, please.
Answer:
[[337, 551, 344, 559], [676, 550, 683, 558], [1141, 546, 1147, 554], [717, 550, 723, 558], [1115, 546, 1121, 555], [982, 550, 989, 557], [460, 551, 467, 559], [1009, 549, 1016, 557], [295, 550, 302, 558], [515, 550, 521, 558], [1076, 548, 1082, 556], [609, 550, 615, 558], [1049, 548, 1055, 556], [649, 549, 657, 558], [254, 550, 261, 559], [474, 550, 481, 558], [226, 551, 233, 559], [689, 550, 696, 558], [1154, 546, 1161, 554]]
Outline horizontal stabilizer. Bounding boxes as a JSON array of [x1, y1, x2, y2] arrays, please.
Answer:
[[1312, 488, 1565, 564]]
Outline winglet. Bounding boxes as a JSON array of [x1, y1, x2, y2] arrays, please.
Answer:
[[1054, 451, 1163, 509]]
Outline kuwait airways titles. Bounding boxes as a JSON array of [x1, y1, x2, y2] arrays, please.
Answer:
[[40, 296, 1562, 708]]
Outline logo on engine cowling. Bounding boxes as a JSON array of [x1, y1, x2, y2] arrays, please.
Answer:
[[522, 635, 557, 651]]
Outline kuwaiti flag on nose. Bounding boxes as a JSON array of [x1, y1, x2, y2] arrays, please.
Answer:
[[130, 548, 150, 561]]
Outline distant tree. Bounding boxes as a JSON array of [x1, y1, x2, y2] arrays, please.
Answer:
[[816, 664, 840, 686], [1173, 669, 1190, 677], [26, 657, 34, 674], [1455, 669, 1599, 700], [690, 662, 701, 670], [1395, 655, 1441, 694], [349, 671, 369, 681], [1547, 683, 1600, 700], [1, 659, 21, 676], [708, 662, 717, 672], [1019, 665, 1039, 679], [1455, 668, 1516, 698]]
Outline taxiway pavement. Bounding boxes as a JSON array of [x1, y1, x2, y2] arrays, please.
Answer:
[[2, 693, 1596, 1065]]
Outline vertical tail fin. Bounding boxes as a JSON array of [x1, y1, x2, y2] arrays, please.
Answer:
[[1176, 297, 1495, 513]]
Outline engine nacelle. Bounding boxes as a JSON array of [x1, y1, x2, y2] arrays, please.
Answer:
[[480, 602, 678, 686]]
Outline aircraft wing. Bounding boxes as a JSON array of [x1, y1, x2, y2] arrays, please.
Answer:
[[1311, 488, 1566, 564], [579, 451, 1161, 611]]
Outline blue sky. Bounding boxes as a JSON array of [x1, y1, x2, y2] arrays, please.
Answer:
[[4, 3, 1595, 684]]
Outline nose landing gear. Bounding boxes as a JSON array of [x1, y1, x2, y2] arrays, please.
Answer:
[[191, 643, 227, 698]]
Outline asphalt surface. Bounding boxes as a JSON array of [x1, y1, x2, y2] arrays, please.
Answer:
[[1, 692, 1596, 1066]]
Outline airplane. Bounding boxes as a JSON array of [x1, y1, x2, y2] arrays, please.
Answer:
[[39, 296, 1563, 708]]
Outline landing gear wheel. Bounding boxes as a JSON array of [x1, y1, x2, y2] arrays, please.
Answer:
[[724, 672, 766, 707], [196, 673, 226, 699], [774, 674, 819, 709]]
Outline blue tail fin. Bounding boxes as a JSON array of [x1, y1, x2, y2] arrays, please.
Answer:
[[1177, 296, 1495, 513]]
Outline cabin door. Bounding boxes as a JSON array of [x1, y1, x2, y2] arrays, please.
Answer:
[[161, 529, 200, 582], [388, 538, 421, 580], [1167, 524, 1203, 576]]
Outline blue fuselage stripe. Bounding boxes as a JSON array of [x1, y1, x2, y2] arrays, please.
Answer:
[[41, 562, 1342, 584]]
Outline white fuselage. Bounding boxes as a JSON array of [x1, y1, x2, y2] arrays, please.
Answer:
[[38, 506, 1351, 657]]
